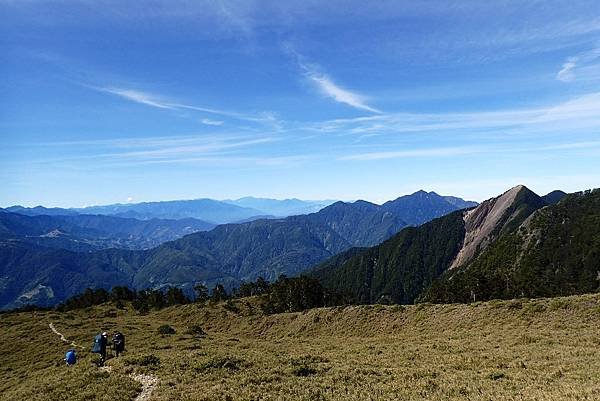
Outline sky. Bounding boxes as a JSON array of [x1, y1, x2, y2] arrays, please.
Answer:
[[1, 0, 600, 207]]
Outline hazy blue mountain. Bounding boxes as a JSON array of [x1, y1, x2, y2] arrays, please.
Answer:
[[442, 196, 479, 209], [75, 199, 264, 224], [0, 199, 406, 309], [542, 190, 568, 205], [5, 205, 79, 216], [381, 190, 476, 226], [224, 197, 336, 217], [0, 210, 215, 251]]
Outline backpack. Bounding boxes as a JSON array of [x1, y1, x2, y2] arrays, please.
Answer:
[[65, 350, 77, 365], [91, 334, 104, 353]]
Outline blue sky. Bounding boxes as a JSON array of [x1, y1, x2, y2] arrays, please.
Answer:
[[1, 0, 599, 207]]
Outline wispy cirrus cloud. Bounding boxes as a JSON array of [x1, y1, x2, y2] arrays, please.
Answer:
[[339, 146, 483, 161], [27, 133, 285, 168], [90, 85, 278, 126], [338, 140, 600, 163], [201, 118, 224, 126], [310, 92, 600, 137], [98, 87, 176, 109], [302, 66, 381, 114], [557, 59, 578, 82], [556, 45, 600, 82], [284, 44, 381, 113]]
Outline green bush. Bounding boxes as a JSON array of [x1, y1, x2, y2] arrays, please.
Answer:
[[125, 354, 161, 367], [186, 324, 207, 338], [223, 300, 240, 314], [291, 364, 317, 377], [195, 356, 246, 372], [488, 371, 506, 380], [289, 355, 327, 377], [158, 324, 176, 335]]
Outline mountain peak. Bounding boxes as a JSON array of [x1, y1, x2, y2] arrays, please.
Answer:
[[382, 190, 472, 226], [448, 185, 544, 270], [542, 190, 568, 205]]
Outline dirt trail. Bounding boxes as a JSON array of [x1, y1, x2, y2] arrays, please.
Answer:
[[50, 322, 159, 401], [129, 373, 159, 401], [49, 322, 81, 348]]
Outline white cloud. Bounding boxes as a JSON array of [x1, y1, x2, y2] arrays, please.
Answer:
[[339, 146, 482, 161], [304, 68, 381, 113], [201, 118, 224, 126], [311, 92, 600, 137], [285, 45, 380, 113], [556, 59, 577, 82], [556, 46, 600, 83], [91, 85, 278, 125], [98, 87, 175, 109]]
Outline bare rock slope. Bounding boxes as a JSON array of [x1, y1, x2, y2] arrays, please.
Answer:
[[449, 185, 538, 269]]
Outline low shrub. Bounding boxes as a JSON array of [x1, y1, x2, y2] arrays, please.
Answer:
[[488, 371, 506, 380], [195, 356, 246, 372], [223, 300, 240, 314], [158, 324, 176, 335], [549, 298, 573, 310], [125, 354, 161, 367], [291, 364, 317, 377], [186, 324, 207, 338], [289, 355, 328, 377]]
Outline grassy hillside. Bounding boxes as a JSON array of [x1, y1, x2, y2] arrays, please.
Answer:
[[3, 294, 600, 400]]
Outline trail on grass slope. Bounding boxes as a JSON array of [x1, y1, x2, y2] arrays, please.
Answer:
[[49, 322, 159, 401], [49, 322, 81, 348]]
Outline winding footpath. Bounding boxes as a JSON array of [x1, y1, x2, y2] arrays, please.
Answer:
[[49, 322, 158, 401]]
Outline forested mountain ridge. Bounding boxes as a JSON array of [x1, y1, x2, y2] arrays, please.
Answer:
[[423, 188, 600, 303], [311, 185, 568, 304], [0, 191, 473, 309], [381, 190, 472, 226]]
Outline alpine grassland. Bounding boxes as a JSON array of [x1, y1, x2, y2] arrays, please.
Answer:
[[2, 294, 600, 401]]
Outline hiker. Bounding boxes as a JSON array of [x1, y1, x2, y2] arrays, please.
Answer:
[[64, 349, 77, 366], [112, 331, 125, 357], [91, 331, 110, 366]]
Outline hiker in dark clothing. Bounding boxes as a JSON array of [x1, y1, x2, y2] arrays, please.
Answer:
[[112, 331, 125, 357], [91, 331, 110, 366]]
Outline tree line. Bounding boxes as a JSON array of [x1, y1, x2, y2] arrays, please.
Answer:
[[46, 275, 352, 314]]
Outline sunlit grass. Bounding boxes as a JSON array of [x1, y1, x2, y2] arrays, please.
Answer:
[[2, 294, 600, 400]]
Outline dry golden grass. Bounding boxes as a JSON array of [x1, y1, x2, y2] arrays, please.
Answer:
[[2, 294, 600, 400]]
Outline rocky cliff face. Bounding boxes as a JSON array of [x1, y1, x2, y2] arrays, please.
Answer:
[[449, 185, 529, 269]]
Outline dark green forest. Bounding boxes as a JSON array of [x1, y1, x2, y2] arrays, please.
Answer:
[[312, 211, 466, 304], [423, 189, 600, 303]]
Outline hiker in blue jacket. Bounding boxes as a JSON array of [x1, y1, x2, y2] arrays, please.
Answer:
[[91, 332, 110, 366], [64, 349, 77, 366]]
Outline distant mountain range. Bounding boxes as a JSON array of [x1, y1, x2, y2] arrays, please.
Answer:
[[0, 190, 476, 309], [5, 185, 593, 311], [6, 197, 338, 224], [0, 211, 215, 251], [224, 197, 336, 217], [311, 185, 586, 305]]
